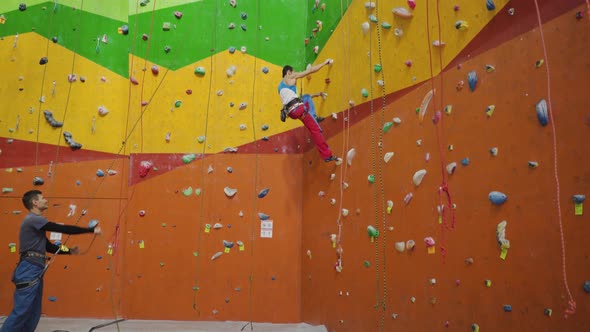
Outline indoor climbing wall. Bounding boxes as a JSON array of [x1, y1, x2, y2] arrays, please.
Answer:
[[0, 0, 589, 331], [300, 0, 590, 331]]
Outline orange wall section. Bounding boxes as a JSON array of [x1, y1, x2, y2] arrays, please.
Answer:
[[301, 5, 590, 332]]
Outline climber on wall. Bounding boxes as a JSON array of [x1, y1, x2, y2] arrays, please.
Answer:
[[301, 91, 327, 132], [0, 190, 101, 332], [279, 59, 339, 162]]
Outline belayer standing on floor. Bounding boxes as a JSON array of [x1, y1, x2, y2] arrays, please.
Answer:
[[0, 190, 101, 332], [279, 59, 339, 162]]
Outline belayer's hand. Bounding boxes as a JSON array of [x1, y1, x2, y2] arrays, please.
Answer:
[[94, 226, 102, 235]]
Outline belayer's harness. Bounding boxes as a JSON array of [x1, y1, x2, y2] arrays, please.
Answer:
[[14, 251, 55, 289]]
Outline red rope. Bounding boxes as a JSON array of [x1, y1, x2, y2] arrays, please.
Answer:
[[426, 0, 455, 259], [533, 0, 576, 317]]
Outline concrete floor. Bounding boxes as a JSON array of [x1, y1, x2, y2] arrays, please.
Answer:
[[0, 317, 327, 332]]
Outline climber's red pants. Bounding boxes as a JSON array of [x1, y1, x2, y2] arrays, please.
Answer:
[[288, 104, 332, 160]]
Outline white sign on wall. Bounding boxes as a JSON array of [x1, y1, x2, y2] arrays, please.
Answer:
[[260, 220, 273, 238]]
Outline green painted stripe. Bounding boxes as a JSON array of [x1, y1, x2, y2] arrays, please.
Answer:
[[0, 0, 128, 22], [0, 2, 129, 77], [129, 0, 306, 70]]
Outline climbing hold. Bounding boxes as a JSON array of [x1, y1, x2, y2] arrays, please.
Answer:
[[497, 220, 510, 253], [38, 56, 48, 65], [535, 59, 544, 68], [213, 223, 223, 229], [162, 22, 171, 31], [258, 188, 269, 198], [239, 124, 247, 131], [471, 324, 480, 332], [461, 158, 470, 166], [485, 64, 495, 72], [43, 110, 65, 128], [239, 102, 247, 110], [424, 237, 435, 247], [383, 122, 393, 133], [142, 33, 148, 40], [197, 136, 206, 143], [536, 99, 548, 126], [361, 22, 370, 34], [346, 148, 356, 166], [240, 46, 247, 53], [258, 212, 270, 220], [432, 111, 441, 124], [393, 117, 402, 124], [96, 169, 105, 177], [139, 210, 146, 217], [573, 195, 586, 204], [367, 175, 375, 183], [467, 71, 478, 91], [226, 66, 237, 77], [364, 2, 376, 9], [224, 187, 238, 197], [381, 22, 392, 29], [98, 106, 109, 116], [223, 240, 234, 249], [412, 169, 427, 186], [361, 88, 368, 98], [130, 76, 139, 85], [446, 162, 457, 174], [211, 252, 223, 260], [503, 305, 512, 312], [228, 46, 236, 54], [455, 20, 469, 31], [174, 11, 183, 19], [419, 89, 434, 122], [228, 23, 236, 29], [226, 167, 233, 173], [261, 124, 269, 131], [33, 177, 44, 186], [262, 67, 269, 74], [432, 40, 445, 47], [395, 242, 405, 253], [367, 225, 379, 238], [406, 240, 415, 250], [182, 153, 197, 164], [374, 64, 382, 73], [486, 105, 495, 117], [393, 7, 413, 18], [19, 3, 27, 11], [584, 281, 590, 293], [164, 46, 171, 53], [151, 65, 159, 75], [508, 8, 515, 15], [88, 219, 99, 228], [342, 209, 349, 217], [241, 12, 247, 20], [394, 28, 403, 37], [384, 152, 394, 163], [404, 192, 413, 204], [544, 308, 552, 316], [229, 0, 237, 7], [489, 191, 507, 205], [486, 0, 496, 11], [174, 100, 182, 108], [490, 147, 498, 156], [528, 161, 539, 168], [48, 296, 57, 302], [120, 25, 129, 35], [240, 24, 247, 31], [63, 132, 82, 150], [138, 160, 153, 178]]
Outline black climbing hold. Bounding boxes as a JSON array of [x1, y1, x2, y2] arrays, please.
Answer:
[[43, 110, 63, 128], [39, 57, 48, 65], [51, 36, 58, 43], [33, 177, 44, 186], [63, 132, 82, 150], [19, 3, 26, 11], [121, 25, 129, 35]]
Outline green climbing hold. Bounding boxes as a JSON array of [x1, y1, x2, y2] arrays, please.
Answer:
[[367, 225, 379, 238], [174, 100, 182, 108], [415, 107, 420, 114], [364, 260, 370, 267], [182, 153, 197, 164], [197, 136, 205, 143], [195, 188, 202, 196], [374, 64, 382, 73], [194, 67, 206, 76], [383, 122, 393, 133], [361, 88, 369, 97], [182, 187, 193, 196], [192, 286, 199, 291], [368, 175, 375, 183], [381, 22, 392, 29]]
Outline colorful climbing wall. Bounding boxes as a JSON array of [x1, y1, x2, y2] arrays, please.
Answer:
[[0, 1, 589, 331]]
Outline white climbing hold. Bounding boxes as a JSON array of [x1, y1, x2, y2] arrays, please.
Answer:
[[393, 7, 413, 18], [207, 165, 214, 173], [331, 113, 338, 119], [342, 208, 349, 217], [334, 158, 343, 166], [98, 106, 109, 116], [330, 198, 336, 205], [226, 65, 237, 77], [213, 223, 223, 229], [413, 169, 427, 186], [395, 242, 405, 253], [330, 173, 336, 180], [346, 148, 356, 166], [342, 182, 349, 190], [432, 40, 446, 47], [211, 252, 223, 260], [361, 22, 370, 35], [240, 46, 247, 53], [224, 187, 238, 197], [383, 152, 394, 163], [239, 210, 244, 217], [239, 124, 247, 131], [446, 162, 457, 174], [364, 2, 376, 9], [393, 117, 402, 124]]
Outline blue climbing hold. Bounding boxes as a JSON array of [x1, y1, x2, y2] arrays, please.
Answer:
[[503, 305, 512, 312], [258, 188, 270, 198], [96, 169, 105, 177], [488, 191, 507, 205], [461, 158, 470, 166], [258, 212, 270, 220], [573, 194, 586, 204], [227, 167, 233, 173], [467, 71, 478, 92], [262, 67, 269, 74], [229, 46, 236, 54], [48, 296, 57, 302], [584, 281, 590, 293], [486, 0, 496, 11], [536, 99, 548, 127]]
